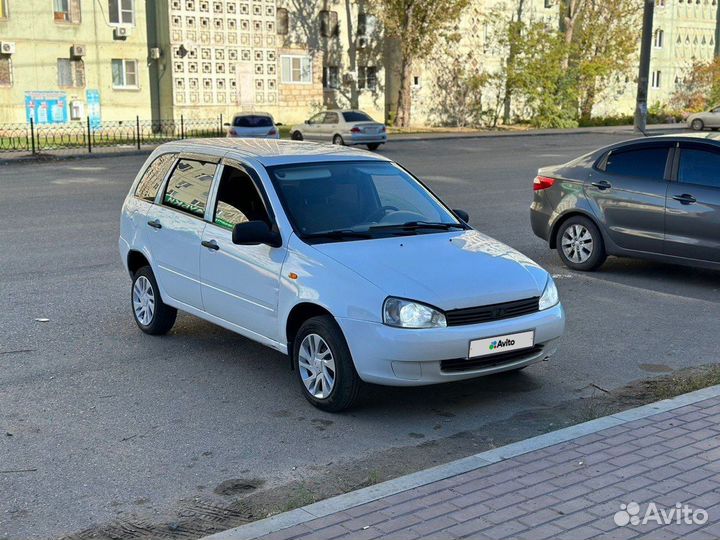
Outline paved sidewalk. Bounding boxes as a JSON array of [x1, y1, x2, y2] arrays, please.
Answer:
[[207, 386, 720, 540]]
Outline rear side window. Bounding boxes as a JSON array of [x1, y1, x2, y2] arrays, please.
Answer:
[[678, 148, 720, 188], [233, 115, 273, 127], [604, 147, 669, 180], [342, 111, 373, 122], [135, 153, 176, 202], [163, 159, 217, 217]]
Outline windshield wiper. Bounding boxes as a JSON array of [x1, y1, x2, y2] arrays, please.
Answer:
[[370, 221, 465, 232], [303, 229, 373, 240]]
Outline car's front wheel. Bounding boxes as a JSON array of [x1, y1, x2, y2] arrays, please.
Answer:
[[291, 131, 304, 141], [555, 216, 607, 271], [332, 135, 344, 145], [293, 316, 361, 412], [131, 266, 177, 335], [691, 119, 705, 131]]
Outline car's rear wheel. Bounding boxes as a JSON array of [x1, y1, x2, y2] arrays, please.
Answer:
[[291, 131, 304, 141], [555, 216, 606, 271], [691, 119, 705, 131], [293, 316, 361, 412], [131, 266, 177, 335], [332, 134, 344, 145], [367, 143, 381, 150]]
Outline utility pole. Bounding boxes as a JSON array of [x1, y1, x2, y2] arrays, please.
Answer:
[[634, 0, 655, 133]]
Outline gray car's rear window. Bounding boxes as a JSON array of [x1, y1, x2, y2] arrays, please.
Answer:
[[233, 115, 273, 127], [342, 111, 373, 122]]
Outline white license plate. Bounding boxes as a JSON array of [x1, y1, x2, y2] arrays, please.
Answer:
[[469, 330, 535, 358], [365, 127, 378, 134]]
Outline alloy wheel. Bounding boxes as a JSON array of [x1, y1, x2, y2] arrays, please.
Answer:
[[561, 224, 594, 263], [298, 333, 336, 399], [132, 275, 156, 326]]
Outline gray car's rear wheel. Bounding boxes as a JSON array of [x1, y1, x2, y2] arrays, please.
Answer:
[[367, 143, 381, 150], [291, 131, 304, 141], [293, 316, 361, 412], [332, 134, 344, 145], [131, 266, 177, 334], [691, 119, 705, 131], [556, 216, 606, 271]]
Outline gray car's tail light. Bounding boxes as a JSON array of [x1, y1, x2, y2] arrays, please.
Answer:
[[533, 176, 555, 191]]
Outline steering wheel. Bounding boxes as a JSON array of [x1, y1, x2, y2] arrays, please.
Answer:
[[368, 205, 400, 222], [379, 210, 425, 224]]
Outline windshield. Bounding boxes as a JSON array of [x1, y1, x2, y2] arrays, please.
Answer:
[[234, 115, 273, 127], [342, 111, 373, 122], [266, 161, 464, 242]]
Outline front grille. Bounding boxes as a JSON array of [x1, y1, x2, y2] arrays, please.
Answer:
[[441, 345, 544, 373], [445, 297, 540, 326]]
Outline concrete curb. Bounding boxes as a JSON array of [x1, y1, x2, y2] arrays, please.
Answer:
[[0, 124, 688, 165], [202, 384, 720, 540]]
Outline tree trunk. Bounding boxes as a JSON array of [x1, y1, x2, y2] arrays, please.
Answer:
[[344, 0, 359, 109], [502, 0, 525, 124], [395, 56, 413, 127], [580, 83, 596, 123]]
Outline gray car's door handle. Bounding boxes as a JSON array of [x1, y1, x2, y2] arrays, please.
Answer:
[[591, 180, 612, 190], [672, 194, 697, 205], [147, 219, 162, 229], [201, 239, 220, 251]]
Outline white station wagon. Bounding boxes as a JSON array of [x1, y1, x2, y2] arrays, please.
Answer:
[[119, 139, 565, 411]]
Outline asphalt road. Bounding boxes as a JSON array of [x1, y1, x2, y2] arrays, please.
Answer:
[[2, 132, 720, 539]]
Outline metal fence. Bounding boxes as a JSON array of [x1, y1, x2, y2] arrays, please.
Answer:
[[0, 116, 227, 154]]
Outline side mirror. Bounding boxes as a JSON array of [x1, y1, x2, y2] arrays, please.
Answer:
[[453, 209, 469, 223], [304, 119, 310, 124], [275, 122, 283, 126], [223, 122, 231, 127], [232, 221, 282, 248]]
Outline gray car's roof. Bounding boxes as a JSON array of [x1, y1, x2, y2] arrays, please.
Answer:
[[159, 138, 390, 166]]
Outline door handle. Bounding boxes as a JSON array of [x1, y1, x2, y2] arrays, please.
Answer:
[[672, 194, 697, 205], [147, 219, 162, 229], [591, 180, 612, 190], [201, 239, 220, 251]]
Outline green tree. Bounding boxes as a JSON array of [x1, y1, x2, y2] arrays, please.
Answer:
[[671, 58, 720, 113], [373, 0, 469, 127], [572, 0, 642, 122]]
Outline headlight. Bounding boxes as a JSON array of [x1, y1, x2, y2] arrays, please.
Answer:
[[383, 297, 447, 328], [539, 277, 559, 310]]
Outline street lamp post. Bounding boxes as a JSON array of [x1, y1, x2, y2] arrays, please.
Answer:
[[634, 0, 655, 133]]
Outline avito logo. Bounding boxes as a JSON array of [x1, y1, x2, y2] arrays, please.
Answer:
[[489, 338, 516, 351]]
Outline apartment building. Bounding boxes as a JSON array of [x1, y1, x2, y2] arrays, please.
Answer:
[[0, 0, 152, 123]]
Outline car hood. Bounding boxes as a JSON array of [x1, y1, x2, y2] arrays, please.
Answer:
[[311, 229, 549, 310]]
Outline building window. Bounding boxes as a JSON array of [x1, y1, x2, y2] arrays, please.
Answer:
[[323, 66, 340, 89], [319, 10, 338, 37], [358, 66, 377, 91], [54, 0, 81, 22], [109, 0, 134, 25], [57, 58, 85, 87], [280, 55, 312, 84], [654, 29, 664, 48], [0, 56, 12, 86], [0, 0, 8, 18], [276, 7, 288, 35], [413, 75, 420, 87], [655, 0, 665, 6], [357, 12, 367, 35], [651, 70, 662, 89], [112, 58, 138, 88], [544, 0, 554, 7]]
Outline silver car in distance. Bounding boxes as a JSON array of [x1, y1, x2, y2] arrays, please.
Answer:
[[119, 139, 564, 411], [290, 109, 387, 150]]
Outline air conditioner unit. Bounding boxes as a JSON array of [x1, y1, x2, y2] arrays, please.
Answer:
[[71, 44, 86, 57], [114, 26, 132, 39], [0, 41, 16, 55], [149, 47, 161, 59], [356, 36, 369, 49]]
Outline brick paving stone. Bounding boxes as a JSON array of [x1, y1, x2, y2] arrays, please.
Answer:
[[235, 395, 720, 540]]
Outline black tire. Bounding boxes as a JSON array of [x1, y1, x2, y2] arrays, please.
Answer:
[[366, 143, 381, 151], [291, 131, 304, 141], [293, 315, 361, 412], [555, 215, 607, 271], [332, 134, 344, 145], [131, 266, 177, 335], [691, 119, 705, 131]]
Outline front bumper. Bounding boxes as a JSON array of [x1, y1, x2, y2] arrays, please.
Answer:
[[336, 303, 565, 386]]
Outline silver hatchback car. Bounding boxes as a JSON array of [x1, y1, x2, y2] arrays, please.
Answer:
[[290, 109, 387, 150], [225, 112, 280, 139]]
